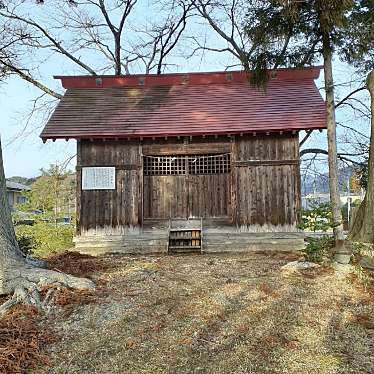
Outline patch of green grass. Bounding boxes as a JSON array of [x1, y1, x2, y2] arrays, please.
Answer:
[[15, 222, 74, 257], [303, 236, 335, 263]]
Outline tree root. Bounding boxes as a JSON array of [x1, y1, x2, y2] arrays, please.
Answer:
[[349, 197, 366, 241], [0, 286, 41, 317], [0, 265, 95, 318]]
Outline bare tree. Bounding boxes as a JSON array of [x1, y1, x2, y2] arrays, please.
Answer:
[[300, 75, 370, 194], [134, 0, 194, 74], [0, 0, 194, 96], [0, 0, 194, 315], [192, 0, 252, 67], [85, 0, 137, 75]]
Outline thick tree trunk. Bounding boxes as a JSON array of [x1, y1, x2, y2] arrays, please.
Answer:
[[0, 148, 24, 262], [349, 70, 374, 243], [0, 137, 94, 316], [114, 34, 121, 76], [322, 32, 345, 247]]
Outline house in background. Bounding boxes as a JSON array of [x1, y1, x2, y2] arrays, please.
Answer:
[[40, 67, 327, 254], [6, 181, 30, 210]]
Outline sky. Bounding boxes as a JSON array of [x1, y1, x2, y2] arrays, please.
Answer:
[[0, 1, 370, 179], [1, 76, 76, 177]]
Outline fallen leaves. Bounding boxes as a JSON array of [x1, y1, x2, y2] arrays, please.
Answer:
[[46, 251, 114, 278], [0, 252, 116, 373], [0, 306, 56, 374]]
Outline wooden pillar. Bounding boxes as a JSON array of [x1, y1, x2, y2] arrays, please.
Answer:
[[76, 140, 82, 235], [230, 138, 238, 226], [138, 142, 144, 228], [294, 133, 302, 225]]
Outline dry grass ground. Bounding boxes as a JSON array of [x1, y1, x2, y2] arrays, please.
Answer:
[[42, 251, 374, 374]]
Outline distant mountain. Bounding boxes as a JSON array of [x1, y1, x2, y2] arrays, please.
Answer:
[[7, 176, 37, 186], [301, 165, 357, 195]]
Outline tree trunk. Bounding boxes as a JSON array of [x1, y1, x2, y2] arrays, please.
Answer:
[[349, 69, 374, 243], [0, 137, 27, 265], [0, 137, 94, 316], [114, 34, 121, 76], [321, 31, 345, 247]]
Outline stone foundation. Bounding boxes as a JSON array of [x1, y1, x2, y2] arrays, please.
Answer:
[[74, 224, 305, 255]]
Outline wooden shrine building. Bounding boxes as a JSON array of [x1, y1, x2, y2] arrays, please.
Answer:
[[41, 68, 326, 254]]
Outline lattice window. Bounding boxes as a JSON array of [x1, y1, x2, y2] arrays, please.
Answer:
[[144, 155, 187, 176], [144, 154, 231, 176], [189, 154, 231, 175]]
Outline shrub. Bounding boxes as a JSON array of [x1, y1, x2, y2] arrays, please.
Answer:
[[16, 232, 36, 256], [303, 236, 335, 263], [15, 222, 74, 257], [298, 201, 337, 232]]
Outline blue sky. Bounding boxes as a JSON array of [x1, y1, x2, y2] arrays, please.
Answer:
[[0, 2, 370, 178], [1, 76, 75, 177]]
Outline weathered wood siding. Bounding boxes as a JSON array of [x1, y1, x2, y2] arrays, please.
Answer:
[[143, 175, 187, 218], [143, 174, 230, 219], [77, 134, 300, 234], [233, 134, 300, 227], [189, 174, 230, 218], [77, 140, 141, 233]]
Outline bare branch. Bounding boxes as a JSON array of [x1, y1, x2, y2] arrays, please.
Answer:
[[195, 0, 248, 65], [299, 130, 313, 147], [0, 10, 96, 75], [156, 1, 194, 74], [0, 58, 62, 99], [335, 86, 366, 109], [96, 0, 137, 75], [300, 148, 365, 166]]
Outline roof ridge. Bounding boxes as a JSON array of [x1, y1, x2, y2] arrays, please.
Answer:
[[55, 67, 322, 90]]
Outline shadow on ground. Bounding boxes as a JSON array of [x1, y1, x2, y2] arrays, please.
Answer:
[[43, 251, 373, 374]]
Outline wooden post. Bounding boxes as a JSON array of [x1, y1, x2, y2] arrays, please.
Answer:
[[76, 140, 82, 236]]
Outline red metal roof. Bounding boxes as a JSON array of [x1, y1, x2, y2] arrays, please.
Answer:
[[40, 68, 326, 141]]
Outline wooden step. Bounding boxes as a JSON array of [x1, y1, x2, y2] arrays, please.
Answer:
[[168, 227, 202, 254], [168, 245, 201, 250], [169, 247, 202, 254]]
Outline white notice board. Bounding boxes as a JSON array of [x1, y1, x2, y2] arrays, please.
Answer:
[[82, 167, 116, 190]]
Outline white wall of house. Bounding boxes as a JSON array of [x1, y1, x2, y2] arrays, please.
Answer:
[[7, 190, 27, 209]]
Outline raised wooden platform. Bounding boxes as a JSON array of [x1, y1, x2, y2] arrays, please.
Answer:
[[74, 219, 305, 255]]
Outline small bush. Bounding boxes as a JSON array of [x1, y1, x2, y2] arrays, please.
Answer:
[[352, 265, 372, 290], [298, 202, 337, 232], [16, 223, 74, 257], [16, 232, 35, 256], [303, 236, 335, 263]]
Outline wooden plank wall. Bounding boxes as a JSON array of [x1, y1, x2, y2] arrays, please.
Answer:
[[77, 134, 300, 233], [143, 174, 230, 219], [188, 174, 230, 218], [143, 175, 187, 218], [78, 140, 141, 233], [233, 134, 300, 227]]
